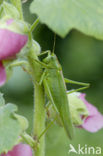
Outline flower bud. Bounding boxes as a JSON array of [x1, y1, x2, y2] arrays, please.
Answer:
[[0, 17, 28, 60], [0, 17, 28, 86], [1, 144, 32, 156], [0, 61, 6, 86], [78, 93, 103, 132]]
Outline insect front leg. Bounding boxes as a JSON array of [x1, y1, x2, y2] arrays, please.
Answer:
[[65, 78, 90, 94], [39, 69, 46, 85], [38, 50, 51, 57], [34, 59, 50, 68]]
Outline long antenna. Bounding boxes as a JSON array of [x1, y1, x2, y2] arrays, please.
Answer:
[[52, 33, 56, 53]]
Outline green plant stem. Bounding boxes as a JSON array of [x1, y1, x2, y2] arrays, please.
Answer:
[[28, 46, 46, 156], [30, 18, 39, 33]]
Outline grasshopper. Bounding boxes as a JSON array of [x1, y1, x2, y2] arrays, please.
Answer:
[[35, 51, 89, 139]]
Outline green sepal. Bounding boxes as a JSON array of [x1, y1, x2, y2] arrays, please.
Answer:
[[2, 2, 20, 19], [21, 132, 36, 148], [10, 0, 23, 20], [32, 40, 41, 55], [0, 16, 29, 35], [14, 114, 29, 132], [68, 92, 89, 126], [18, 39, 41, 57]]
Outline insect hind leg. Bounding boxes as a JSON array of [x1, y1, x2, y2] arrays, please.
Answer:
[[64, 78, 90, 87], [67, 86, 89, 94]]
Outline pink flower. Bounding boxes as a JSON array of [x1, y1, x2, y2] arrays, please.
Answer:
[[0, 62, 6, 86], [0, 18, 28, 86], [79, 93, 103, 132], [1, 144, 32, 156]]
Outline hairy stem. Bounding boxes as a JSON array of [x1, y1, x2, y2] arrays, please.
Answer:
[[28, 46, 46, 156]]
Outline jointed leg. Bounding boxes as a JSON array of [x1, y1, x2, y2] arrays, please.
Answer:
[[38, 50, 51, 57], [39, 70, 46, 85], [67, 86, 89, 94], [64, 78, 90, 87], [34, 59, 50, 69]]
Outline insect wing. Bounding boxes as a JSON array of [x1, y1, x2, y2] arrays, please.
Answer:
[[43, 69, 74, 139]]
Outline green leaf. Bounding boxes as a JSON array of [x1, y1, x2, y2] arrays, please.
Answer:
[[0, 104, 21, 153], [3, 2, 20, 19], [0, 93, 5, 107], [30, 0, 103, 39]]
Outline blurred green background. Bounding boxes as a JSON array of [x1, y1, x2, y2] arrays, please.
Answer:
[[1, 1, 103, 155]]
